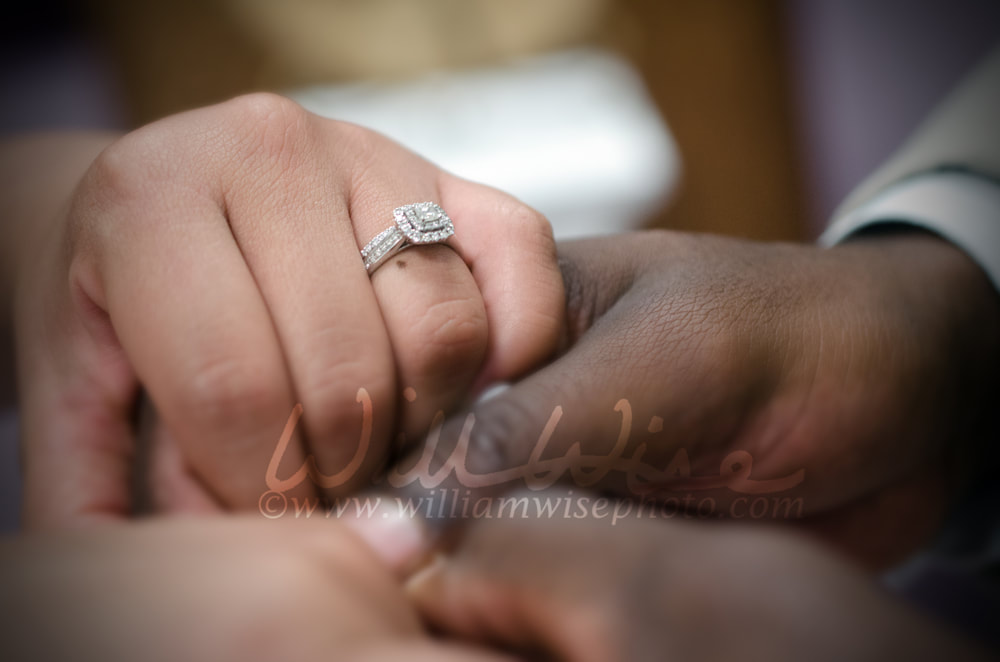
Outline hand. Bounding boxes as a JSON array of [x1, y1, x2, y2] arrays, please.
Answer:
[[393, 229, 1000, 566], [0, 515, 513, 662], [8, 95, 563, 528], [403, 489, 992, 662]]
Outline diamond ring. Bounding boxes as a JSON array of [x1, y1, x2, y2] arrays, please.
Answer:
[[361, 202, 455, 275]]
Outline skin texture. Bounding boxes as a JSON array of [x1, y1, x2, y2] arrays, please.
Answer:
[[1, 96, 563, 528], [0, 516, 514, 662], [395, 229, 1000, 567], [402, 489, 992, 662]]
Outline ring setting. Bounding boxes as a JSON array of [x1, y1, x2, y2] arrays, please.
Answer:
[[361, 202, 455, 274]]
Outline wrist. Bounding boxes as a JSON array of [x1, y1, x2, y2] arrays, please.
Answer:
[[838, 228, 1000, 487]]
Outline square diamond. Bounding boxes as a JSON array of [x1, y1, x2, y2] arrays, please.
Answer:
[[394, 202, 454, 244]]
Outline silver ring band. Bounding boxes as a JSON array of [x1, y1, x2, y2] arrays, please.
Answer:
[[361, 202, 455, 275]]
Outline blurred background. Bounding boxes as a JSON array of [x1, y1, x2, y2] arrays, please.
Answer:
[[3, 0, 999, 237], [1, 0, 999, 525]]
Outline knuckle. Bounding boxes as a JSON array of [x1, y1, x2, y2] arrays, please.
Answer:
[[327, 118, 378, 151], [296, 353, 393, 439], [559, 253, 601, 343], [325, 120, 382, 183], [224, 92, 311, 166], [404, 296, 488, 380], [85, 130, 165, 205], [228, 92, 308, 134], [498, 198, 555, 250], [326, 120, 389, 171], [67, 128, 197, 258], [180, 355, 286, 432]]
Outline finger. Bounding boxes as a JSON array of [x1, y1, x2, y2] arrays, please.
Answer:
[[77, 132, 313, 510], [145, 419, 223, 516], [385, 344, 637, 542], [406, 494, 970, 662], [17, 256, 136, 529], [224, 108, 489, 491], [209, 105, 398, 496], [385, 238, 635, 522], [390, 234, 792, 526], [404, 490, 684, 662], [340, 497, 430, 577], [386, 314, 656, 523], [439, 177, 565, 385], [343, 130, 488, 444], [394, 344, 769, 528], [372, 245, 488, 445]]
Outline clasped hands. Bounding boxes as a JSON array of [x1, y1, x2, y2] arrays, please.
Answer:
[[5, 95, 998, 661]]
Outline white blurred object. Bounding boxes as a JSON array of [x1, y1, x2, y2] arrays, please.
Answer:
[[289, 48, 679, 239]]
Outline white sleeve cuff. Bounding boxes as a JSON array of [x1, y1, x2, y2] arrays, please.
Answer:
[[819, 171, 1000, 293]]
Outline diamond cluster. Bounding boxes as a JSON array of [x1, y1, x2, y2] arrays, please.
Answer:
[[394, 202, 454, 244], [362, 202, 455, 272]]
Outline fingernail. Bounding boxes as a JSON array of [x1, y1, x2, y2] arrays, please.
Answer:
[[342, 499, 430, 575], [476, 381, 511, 404]]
